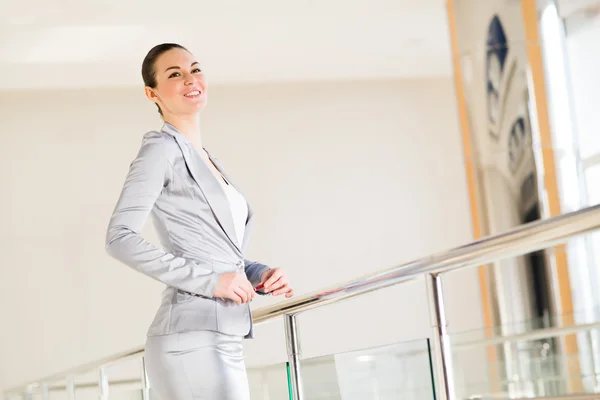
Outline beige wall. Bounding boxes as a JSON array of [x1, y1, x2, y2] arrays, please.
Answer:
[[0, 78, 485, 395]]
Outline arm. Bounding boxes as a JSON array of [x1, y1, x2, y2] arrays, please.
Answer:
[[251, 264, 295, 298], [105, 133, 219, 298], [244, 259, 271, 288]]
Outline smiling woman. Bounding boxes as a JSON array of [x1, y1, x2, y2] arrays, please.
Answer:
[[141, 43, 208, 117], [105, 43, 294, 400]]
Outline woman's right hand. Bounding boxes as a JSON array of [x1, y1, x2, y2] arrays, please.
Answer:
[[213, 272, 256, 304]]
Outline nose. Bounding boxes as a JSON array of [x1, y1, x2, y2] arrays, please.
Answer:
[[183, 72, 196, 86]]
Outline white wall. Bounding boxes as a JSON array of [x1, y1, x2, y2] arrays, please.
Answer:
[[0, 78, 485, 396]]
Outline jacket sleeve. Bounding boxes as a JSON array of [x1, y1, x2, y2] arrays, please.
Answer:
[[244, 259, 271, 288], [105, 134, 220, 297]]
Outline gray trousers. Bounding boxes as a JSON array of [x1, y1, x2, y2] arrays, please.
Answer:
[[145, 331, 250, 400]]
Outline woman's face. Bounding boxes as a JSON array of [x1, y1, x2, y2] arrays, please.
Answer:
[[145, 48, 208, 117]]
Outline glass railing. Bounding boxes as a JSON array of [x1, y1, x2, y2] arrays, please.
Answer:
[[445, 253, 600, 400], [6, 361, 289, 399], [5, 204, 600, 400], [247, 362, 291, 400], [4, 340, 434, 400], [2, 318, 437, 399], [451, 309, 600, 400], [299, 339, 435, 400]]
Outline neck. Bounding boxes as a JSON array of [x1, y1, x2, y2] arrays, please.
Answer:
[[164, 114, 203, 150]]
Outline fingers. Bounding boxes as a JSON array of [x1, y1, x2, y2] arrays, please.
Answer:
[[266, 274, 288, 293], [264, 269, 284, 292], [231, 287, 246, 304], [215, 272, 256, 304], [262, 268, 293, 297], [272, 283, 293, 297], [241, 279, 256, 302], [232, 275, 255, 303], [220, 269, 293, 303], [268, 277, 286, 293]]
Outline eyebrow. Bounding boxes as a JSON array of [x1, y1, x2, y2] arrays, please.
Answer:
[[165, 62, 200, 73]]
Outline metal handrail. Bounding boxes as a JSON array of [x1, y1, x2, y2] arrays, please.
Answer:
[[5, 204, 600, 399], [253, 203, 600, 322]]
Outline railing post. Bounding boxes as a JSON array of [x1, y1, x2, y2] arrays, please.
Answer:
[[66, 376, 76, 400], [40, 383, 49, 400], [284, 314, 304, 400], [427, 273, 456, 400], [141, 356, 151, 400], [22, 385, 34, 400], [99, 367, 109, 400]]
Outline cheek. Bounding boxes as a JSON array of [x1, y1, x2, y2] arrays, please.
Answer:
[[158, 81, 181, 102], [165, 86, 181, 100]]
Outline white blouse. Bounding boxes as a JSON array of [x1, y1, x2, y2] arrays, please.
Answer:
[[219, 177, 248, 247]]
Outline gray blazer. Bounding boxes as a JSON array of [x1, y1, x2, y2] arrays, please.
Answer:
[[105, 122, 270, 338]]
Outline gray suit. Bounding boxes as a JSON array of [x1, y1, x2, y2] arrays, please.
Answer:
[[105, 122, 270, 339]]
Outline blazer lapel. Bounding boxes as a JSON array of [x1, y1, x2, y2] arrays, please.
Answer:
[[161, 123, 242, 252]]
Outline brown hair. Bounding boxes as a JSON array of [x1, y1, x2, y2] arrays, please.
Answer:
[[141, 43, 189, 115]]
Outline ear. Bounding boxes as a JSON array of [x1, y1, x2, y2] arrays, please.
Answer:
[[144, 86, 159, 104]]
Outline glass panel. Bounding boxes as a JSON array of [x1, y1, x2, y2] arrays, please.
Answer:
[[451, 309, 600, 399], [46, 380, 71, 400], [247, 362, 291, 400], [41, 359, 147, 400], [300, 339, 435, 400], [107, 390, 143, 399], [71, 369, 101, 400], [103, 358, 144, 399], [124, 361, 292, 400]]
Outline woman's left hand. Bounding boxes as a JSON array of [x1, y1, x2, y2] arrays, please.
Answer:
[[260, 268, 294, 298]]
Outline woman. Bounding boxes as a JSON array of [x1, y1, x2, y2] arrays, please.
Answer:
[[105, 43, 294, 400]]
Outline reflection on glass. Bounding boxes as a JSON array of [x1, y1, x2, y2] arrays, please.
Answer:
[[247, 362, 291, 400], [300, 339, 435, 400], [451, 307, 600, 399]]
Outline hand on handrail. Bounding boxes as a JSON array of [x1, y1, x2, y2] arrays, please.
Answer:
[[258, 268, 294, 298]]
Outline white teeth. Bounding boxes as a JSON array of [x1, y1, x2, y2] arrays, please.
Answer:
[[185, 91, 200, 97]]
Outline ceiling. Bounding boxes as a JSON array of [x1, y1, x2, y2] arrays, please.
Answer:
[[0, 0, 452, 90]]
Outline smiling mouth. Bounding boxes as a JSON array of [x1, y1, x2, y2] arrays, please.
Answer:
[[184, 90, 202, 98]]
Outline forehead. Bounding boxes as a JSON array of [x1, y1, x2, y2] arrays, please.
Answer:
[[155, 48, 197, 71]]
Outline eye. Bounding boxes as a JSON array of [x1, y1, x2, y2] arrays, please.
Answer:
[[192, 68, 202, 74], [168, 72, 181, 78]]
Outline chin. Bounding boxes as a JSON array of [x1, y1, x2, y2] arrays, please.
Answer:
[[195, 97, 208, 108], [180, 102, 207, 114]]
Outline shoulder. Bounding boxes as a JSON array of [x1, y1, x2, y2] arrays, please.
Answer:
[[138, 131, 179, 161], [141, 130, 174, 147]]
